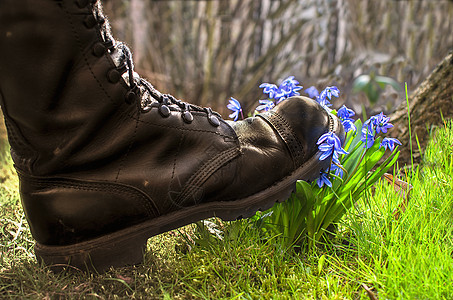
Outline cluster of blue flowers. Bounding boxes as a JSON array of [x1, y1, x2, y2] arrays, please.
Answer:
[[317, 132, 348, 164], [337, 105, 356, 133], [259, 76, 303, 105], [227, 76, 401, 188], [316, 131, 348, 188], [361, 112, 401, 151], [316, 86, 340, 109], [303, 86, 351, 186], [228, 76, 303, 120], [310, 86, 401, 187]]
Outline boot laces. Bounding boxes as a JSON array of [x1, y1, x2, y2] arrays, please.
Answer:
[[90, 1, 221, 126]]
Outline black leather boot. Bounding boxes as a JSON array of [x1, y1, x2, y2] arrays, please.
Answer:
[[0, 0, 344, 272]]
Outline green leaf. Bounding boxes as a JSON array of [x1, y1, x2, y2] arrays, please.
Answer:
[[352, 75, 370, 93], [341, 146, 365, 180], [318, 254, 326, 275], [375, 75, 401, 91], [365, 83, 381, 104], [344, 119, 363, 150], [364, 148, 400, 187]]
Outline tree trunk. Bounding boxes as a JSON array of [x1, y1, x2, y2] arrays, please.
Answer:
[[390, 50, 453, 165]]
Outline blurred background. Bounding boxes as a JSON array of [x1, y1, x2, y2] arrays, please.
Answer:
[[102, 0, 453, 118]]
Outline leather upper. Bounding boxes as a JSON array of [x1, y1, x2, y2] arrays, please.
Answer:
[[0, 0, 334, 245]]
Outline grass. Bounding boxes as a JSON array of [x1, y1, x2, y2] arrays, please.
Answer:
[[1, 122, 453, 299]]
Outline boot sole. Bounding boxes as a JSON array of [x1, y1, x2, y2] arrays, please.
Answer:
[[35, 114, 341, 273]]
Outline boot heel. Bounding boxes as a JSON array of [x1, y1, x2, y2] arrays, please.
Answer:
[[34, 233, 147, 273]]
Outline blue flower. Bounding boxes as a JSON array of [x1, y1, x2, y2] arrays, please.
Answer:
[[316, 95, 332, 109], [337, 105, 355, 120], [278, 76, 303, 99], [304, 86, 319, 99], [337, 105, 356, 133], [360, 120, 376, 148], [227, 97, 243, 121], [259, 83, 279, 99], [275, 93, 287, 104], [360, 112, 394, 148], [330, 163, 344, 178], [317, 132, 348, 164], [317, 172, 332, 188], [371, 112, 393, 134], [316, 86, 340, 110], [256, 99, 275, 112], [342, 119, 356, 133], [320, 86, 340, 101], [259, 76, 302, 103], [380, 137, 402, 151]]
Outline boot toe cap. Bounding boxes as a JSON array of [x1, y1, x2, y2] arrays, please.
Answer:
[[260, 95, 343, 165]]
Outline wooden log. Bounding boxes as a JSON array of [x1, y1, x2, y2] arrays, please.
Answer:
[[390, 50, 453, 165]]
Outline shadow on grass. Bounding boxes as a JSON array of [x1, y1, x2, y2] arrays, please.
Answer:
[[0, 240, 192, 298]]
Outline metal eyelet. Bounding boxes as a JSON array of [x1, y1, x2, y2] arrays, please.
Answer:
[[159, 105, 171, 118], [107, 69, 121, 83], [84, 15, 97, 28], [182, 111, 194, 124], [141, 105, 151, 113], [93, 42, 106, 57], [205, 108, 220, 127], [125, 91, 137, 104], [208, 115, 220, 127]]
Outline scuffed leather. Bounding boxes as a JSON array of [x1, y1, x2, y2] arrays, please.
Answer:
[[261, 98, 331, 162], [0, 0, 333, 246], [206, 97, 330, 203], [18, 172, 159, 245]]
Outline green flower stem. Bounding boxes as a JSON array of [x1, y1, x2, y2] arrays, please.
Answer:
[[340, 147, 367, 187]]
